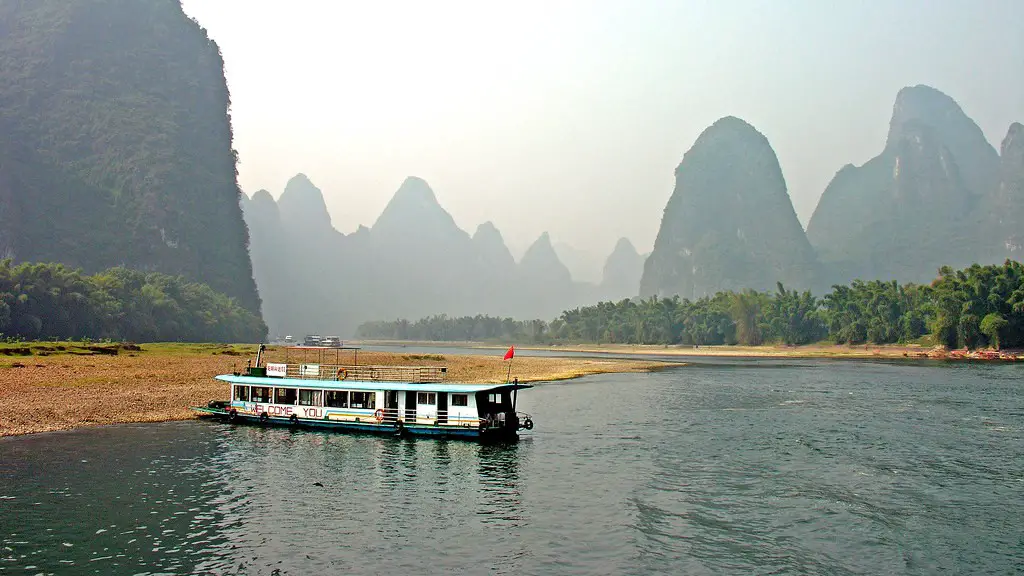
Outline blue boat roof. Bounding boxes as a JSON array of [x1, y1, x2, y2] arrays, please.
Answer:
[[215, 374, 533, 394]]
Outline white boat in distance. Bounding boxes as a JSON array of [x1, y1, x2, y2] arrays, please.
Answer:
[[193, 344, 534, 441]]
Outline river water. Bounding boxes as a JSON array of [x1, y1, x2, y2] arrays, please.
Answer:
[[1, 358, 1022, 575]]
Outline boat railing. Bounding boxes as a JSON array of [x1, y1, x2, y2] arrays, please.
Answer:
[[372, 407, 485, 427], [282, 363, 447, 383]]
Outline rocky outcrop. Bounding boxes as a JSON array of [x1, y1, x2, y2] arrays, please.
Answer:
[[472, 222, 517, 271], [277, 174, 337, 240], [515, 232, 577, 319], [991, 123, 1024, 257], [807, 85, 999, 285], [640, 116, 817, 298], [599, 238, 644, 301], [885, 85, 999, 197], [242, 190, 289, 332]]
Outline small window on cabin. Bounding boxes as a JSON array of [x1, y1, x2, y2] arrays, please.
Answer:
[[234, 385, 250, 402], [350, 391, 375, 409], [275, 388, 297, 405], [451, 394, 468, 407], [488, 393, 501, 404], [325, 391, 348, 408], [417, 392, 436, 405], [298, 389, 321, 406], [251, 386, 270, 403]]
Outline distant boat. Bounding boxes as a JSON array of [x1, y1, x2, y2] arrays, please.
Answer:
[[192, 344, 533, 441]]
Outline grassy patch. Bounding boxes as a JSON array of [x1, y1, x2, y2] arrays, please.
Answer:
[[0, 342, 128, 356], [0, 341, 260, 359]]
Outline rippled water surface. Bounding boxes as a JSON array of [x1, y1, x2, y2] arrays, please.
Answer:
[[2, 359, 1022, 575]]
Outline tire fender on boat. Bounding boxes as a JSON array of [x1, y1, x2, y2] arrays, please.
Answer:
[[259, 412, 269, 424], [336, 368, 348, 381], [228, 409, 238, 422], [289, 414, 299, 425], [522, 418, 534, 431]]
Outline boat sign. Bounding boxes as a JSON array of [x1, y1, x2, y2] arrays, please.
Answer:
[[266, 363, 287, 378], [300, 363, 320, 377]]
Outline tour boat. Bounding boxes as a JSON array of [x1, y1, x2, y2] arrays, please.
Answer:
[[192, 344, 534, 441]]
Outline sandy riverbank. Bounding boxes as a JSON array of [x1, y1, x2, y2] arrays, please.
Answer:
[[0, 343, 681, 437]]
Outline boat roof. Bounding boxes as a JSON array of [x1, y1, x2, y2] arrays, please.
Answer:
[[216, 374, 532, 393]]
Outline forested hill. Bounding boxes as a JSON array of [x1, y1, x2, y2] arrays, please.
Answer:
[[0, 0, 260, 313]]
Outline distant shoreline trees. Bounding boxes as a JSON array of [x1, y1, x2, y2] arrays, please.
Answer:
[[357, 260, 1024, 351], [0, 260, 267, 343]]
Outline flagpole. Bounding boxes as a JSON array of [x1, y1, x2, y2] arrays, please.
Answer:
[[503, 345, 514, 384]]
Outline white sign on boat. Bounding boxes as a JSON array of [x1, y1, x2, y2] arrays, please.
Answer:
[[266, 363, 287, 378], [300, 363, 320, 377]]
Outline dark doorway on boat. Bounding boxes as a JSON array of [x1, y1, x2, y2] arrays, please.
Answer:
[[437, 392, 448, 424], [385, 391, 398, 423], [404, 391, 416, 422]]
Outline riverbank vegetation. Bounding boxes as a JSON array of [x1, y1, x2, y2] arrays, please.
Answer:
[[358, 261, 1024, 350], [0, 260, 267, 343]]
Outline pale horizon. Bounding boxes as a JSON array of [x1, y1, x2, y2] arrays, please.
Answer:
[[181, 0, 1024, 261]]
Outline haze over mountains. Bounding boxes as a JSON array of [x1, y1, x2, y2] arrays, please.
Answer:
[[243, 85, 1020, 337], [242, 175, 643, 336], [0, 2, 1020, 340]]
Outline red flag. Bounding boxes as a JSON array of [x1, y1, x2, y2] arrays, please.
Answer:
[[503, 346, 515, 360]]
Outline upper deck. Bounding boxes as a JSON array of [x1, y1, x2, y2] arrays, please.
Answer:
[[230, 343, 531, 393], [216, 373, 531, 394], [269, 362, 447, 383]]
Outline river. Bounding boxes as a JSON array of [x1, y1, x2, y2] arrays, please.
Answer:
[[1, 357, 1021, 574]]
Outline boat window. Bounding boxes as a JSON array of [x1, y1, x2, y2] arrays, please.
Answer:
[[487, 393, 502, 404], [350, 391, 375, 409], [275, 387, 297, 405], [298, 389, 321, 406], [251, 386, 270, 403], [451, 393, 468, 407], [325, 391, 348, 408], [417, 392, 436, 405], [233, 385, 250, 402]]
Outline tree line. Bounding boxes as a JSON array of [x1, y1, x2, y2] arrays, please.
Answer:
[[357, 260, 1024, 350], [0, 260, 267, 343]]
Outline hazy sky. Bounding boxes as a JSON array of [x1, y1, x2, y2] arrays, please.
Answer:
[[181, 0, 1023, 259]]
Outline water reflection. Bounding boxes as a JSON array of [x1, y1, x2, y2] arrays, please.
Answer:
[[476, 442, 524, 526]]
